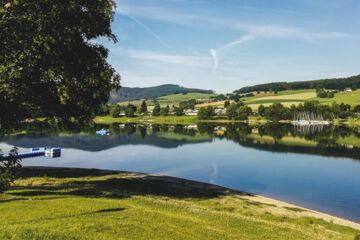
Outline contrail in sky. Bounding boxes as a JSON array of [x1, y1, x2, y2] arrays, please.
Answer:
[[218, 34, 254, 51], [211, 34, 254, 74], [210, 49, 218, 73], [125, 14, 172, 50]]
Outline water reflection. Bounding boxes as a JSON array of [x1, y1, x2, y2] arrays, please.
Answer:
[[1, 122, 360, 161], [1, 122, 360, 221]]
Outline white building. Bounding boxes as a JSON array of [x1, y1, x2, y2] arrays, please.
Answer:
[[214, 108, 226, 115], [184, 109, 198, 116]]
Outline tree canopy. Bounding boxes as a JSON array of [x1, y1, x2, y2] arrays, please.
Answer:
[[0, 0, 120, 128]]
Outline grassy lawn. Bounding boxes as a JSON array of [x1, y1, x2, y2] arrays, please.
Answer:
[[0, 167, 359, 240]]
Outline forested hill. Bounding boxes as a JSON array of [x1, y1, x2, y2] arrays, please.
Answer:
[[109, 84, 214, 103], [234, 75, 360, 94]]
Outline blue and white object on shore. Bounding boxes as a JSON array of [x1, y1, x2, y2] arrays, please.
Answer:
[[96, 129, 112, 135], [2, 147, 61, 160], [45, 147, 61, 158]]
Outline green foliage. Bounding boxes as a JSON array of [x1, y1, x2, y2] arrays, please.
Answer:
[[0, 147, 22, 193], [235, 75, 360, 94], [198, 106, 215, 120], [263, 103, 292, 121], [212, 94, 226, 101], [316, 88, 335, 98], [172, 106, 184, 116], [226, 103, 252, 120], [152, 103, 161, 116], [140, 101, 147, 114], [179, 99, 196, 110], [0, 0, 120, 127], [110, 105, 122, 118], [125, 104, 136, 117], [259, 100, 355, 120], [160, 105, 170, 116], [224, 100, 230, 108], [97, 104, 110, 116], [258, 104, 266, 116], [110, 84, 214, 103]]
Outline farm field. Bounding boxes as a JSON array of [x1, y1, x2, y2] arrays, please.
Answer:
[[310, 89, 360, 106], [118, 93, 216, 111], [244, 89, 360, 109], [116, 89, 360, 112]]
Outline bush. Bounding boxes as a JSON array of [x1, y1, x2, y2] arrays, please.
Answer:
[[198, 106, 215, 119], [110, 105, 122, 118], [0, 147, 22, 193]]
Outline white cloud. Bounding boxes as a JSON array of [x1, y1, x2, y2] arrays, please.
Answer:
[[116, 1, 353, 41], [235, 24, 351, 40]]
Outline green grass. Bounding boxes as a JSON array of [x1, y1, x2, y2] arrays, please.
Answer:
[[0, 167, 359, 240], [94, 115, 266, 125], [94, 115, 200, 125], [241, 89, 360, 111], [118, 93, 216, 109], [311, 89, 360, 106]]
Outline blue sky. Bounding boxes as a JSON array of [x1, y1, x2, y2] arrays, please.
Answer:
[[102, 0, 360, 93]]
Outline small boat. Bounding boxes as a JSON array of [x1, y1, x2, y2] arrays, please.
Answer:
[[96, 129, 112, 135]]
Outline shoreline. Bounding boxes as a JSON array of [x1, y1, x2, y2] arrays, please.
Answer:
[[94, 115, 360, 127], [19, 166, 360, 230]]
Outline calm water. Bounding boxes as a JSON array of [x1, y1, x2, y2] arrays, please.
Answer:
[[1, 123, 360, 222]]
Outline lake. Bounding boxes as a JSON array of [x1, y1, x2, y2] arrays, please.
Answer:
[[1, 122, 360, 222]]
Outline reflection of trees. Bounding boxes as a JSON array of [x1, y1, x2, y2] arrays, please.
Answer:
[[137, 126, 147, 139], [224, 124, 252, 141], [3, 121, 360, 161], [152, 125, 160, 134], [258, 124, 291, 141], [173, 125, 196, 136], [197, 123, 215, 136]]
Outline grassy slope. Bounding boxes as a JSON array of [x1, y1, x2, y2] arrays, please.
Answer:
[[236, 89, 360, 110], [0, 168, 359, 240], [119, 93, 216, 109], [310, 89, 360, 106]]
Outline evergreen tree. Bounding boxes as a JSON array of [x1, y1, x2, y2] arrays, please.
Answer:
[[140, 101, 148, 114], [152, 103, 161, 116]]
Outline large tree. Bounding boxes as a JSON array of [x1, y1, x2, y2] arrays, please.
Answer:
[[0, 0, 120, 128]]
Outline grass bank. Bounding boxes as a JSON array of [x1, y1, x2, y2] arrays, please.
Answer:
[[0, 167, 359, 239], [94, 115, 267, 125]]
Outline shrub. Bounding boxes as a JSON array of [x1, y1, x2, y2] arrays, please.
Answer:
[[0, 147, 22, 193]]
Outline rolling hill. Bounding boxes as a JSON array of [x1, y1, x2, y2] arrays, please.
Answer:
[[234, 75, 360, 94], [109, 84, 214, 103]]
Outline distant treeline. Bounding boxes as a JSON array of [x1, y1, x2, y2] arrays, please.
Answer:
[[110, 84, 214, 103], [234, 75, 360, 94]]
